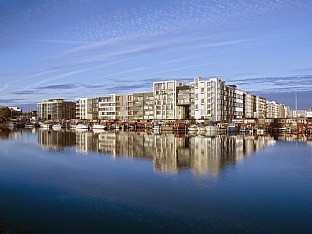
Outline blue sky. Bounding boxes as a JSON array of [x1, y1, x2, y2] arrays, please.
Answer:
[[0, 0, 311, 111]]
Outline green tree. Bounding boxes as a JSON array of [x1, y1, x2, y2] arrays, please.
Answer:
[[0, 107, 11, 119]]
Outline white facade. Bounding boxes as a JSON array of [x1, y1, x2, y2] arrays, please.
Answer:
[[234, 89, 244, 119], [192, 77, 227, 121], [244, 92, 253, 118], [153, 80, 187, 120], [76, 98, 92, 120], [98, 95, 116, 120]]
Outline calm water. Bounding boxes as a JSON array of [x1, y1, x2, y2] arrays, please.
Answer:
[[1, 128, 312, 233]]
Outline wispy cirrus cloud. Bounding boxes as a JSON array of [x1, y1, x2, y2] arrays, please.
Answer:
[[34, 84, 78, 90]]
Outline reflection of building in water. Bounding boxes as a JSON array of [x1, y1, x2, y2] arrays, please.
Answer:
[[190, 135, 275, 177], [0, 128, 22, 139], [78, 131, 276, 176], [37, 130, 279, 176], [76, 130, 96, 153], [38, 129, 76, 150]]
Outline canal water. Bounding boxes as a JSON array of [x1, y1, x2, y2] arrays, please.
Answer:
[[1, 128, 312, 233]]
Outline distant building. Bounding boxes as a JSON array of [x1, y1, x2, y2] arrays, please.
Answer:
[[8, 106, 22, 118], [37, 99, 76, 120], [42, 76, 294, 121]]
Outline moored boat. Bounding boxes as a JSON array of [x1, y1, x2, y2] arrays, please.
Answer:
[[52, 124, 66, 130], [75, 123, 89, 130], [188, 124, 198, 132], [40, 123, 52, 129], [92, 124, 106, 130], [24, 122, 34, 128], [227, 124, 239, 133]]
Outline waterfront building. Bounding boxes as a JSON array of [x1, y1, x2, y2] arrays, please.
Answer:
[[76, 97, 99, 120], [176, 85, 191, 119], [192, 77, 228, 121], [98, 95, 116, 120], [133, 92, 154, 120], [243, 92, 253, 118], [266, 100, 279, 119], [227, 85, 244, 121], [153, 80, 187, 120], [258, 97, 267, 119], [39, 77, 293, 122], [37, 99, 76, 120], [115, 94, 134, 120]]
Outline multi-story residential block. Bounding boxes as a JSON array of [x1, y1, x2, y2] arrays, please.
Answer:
[[227, 85, 244, 120], [266, 100, 279, 118], [176, 86, 191, 119], [252, 95, 259, 118], [133, 92, 154, 120], [153, 80, 187, 120], [258, 97, 267, 119], [37, 99, 76, 120], [192, 77, 227, 122], [98, 95, 116, 120], [40, 77, 292, 121], [115, 94, 133, 120], [76, 97, 99, 120], [243, 92, 253, 118]]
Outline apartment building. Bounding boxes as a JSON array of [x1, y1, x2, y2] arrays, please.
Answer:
[[266, 100, 278, 119], [258, 97, 267, 119], [115, 94, 133, 120], [243, 92, 253, 118], [98, 95, 116, 120], [176, 86, 191, 119], [47, 77, 292, 122], [133, 92, 154, 120], [192, 77, 228, 122], [37, 99, 76, 120], [153, 80, 187, 120], [76, 97, 99, 120]]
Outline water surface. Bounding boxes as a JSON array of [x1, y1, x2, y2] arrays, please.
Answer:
[[1, 129, 312, 233]]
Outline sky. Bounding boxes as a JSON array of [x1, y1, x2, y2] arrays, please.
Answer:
[[0, 0, 311, 111]]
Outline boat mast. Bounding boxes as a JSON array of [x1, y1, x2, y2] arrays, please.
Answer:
[[295, 92, 298, 113]]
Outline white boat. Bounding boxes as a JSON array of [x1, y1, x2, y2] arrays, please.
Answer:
[[40, 123, 52, 129], [75, 124, 89, 130], [188, 124, 198, 132], [24, 122, 34, 128], [153, 124, 173, 132], [52, 124, 66, 130], [92, 124, 106, 130], [197, 126, 206, 134]]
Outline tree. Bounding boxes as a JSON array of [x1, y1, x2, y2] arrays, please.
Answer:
[[0, 107, 11, 119]]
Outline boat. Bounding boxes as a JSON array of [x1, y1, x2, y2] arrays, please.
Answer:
[[92, 124, 107, 130], [39, 123, 52, 129], [227, 124, 239, 133], [197, 126, 206, 134], [152, 123, 173, 132], [52, 124, 66, 130], [75, 124, 89, 130], [188, 124, 198, 132], [24, 122, 34, 128]]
